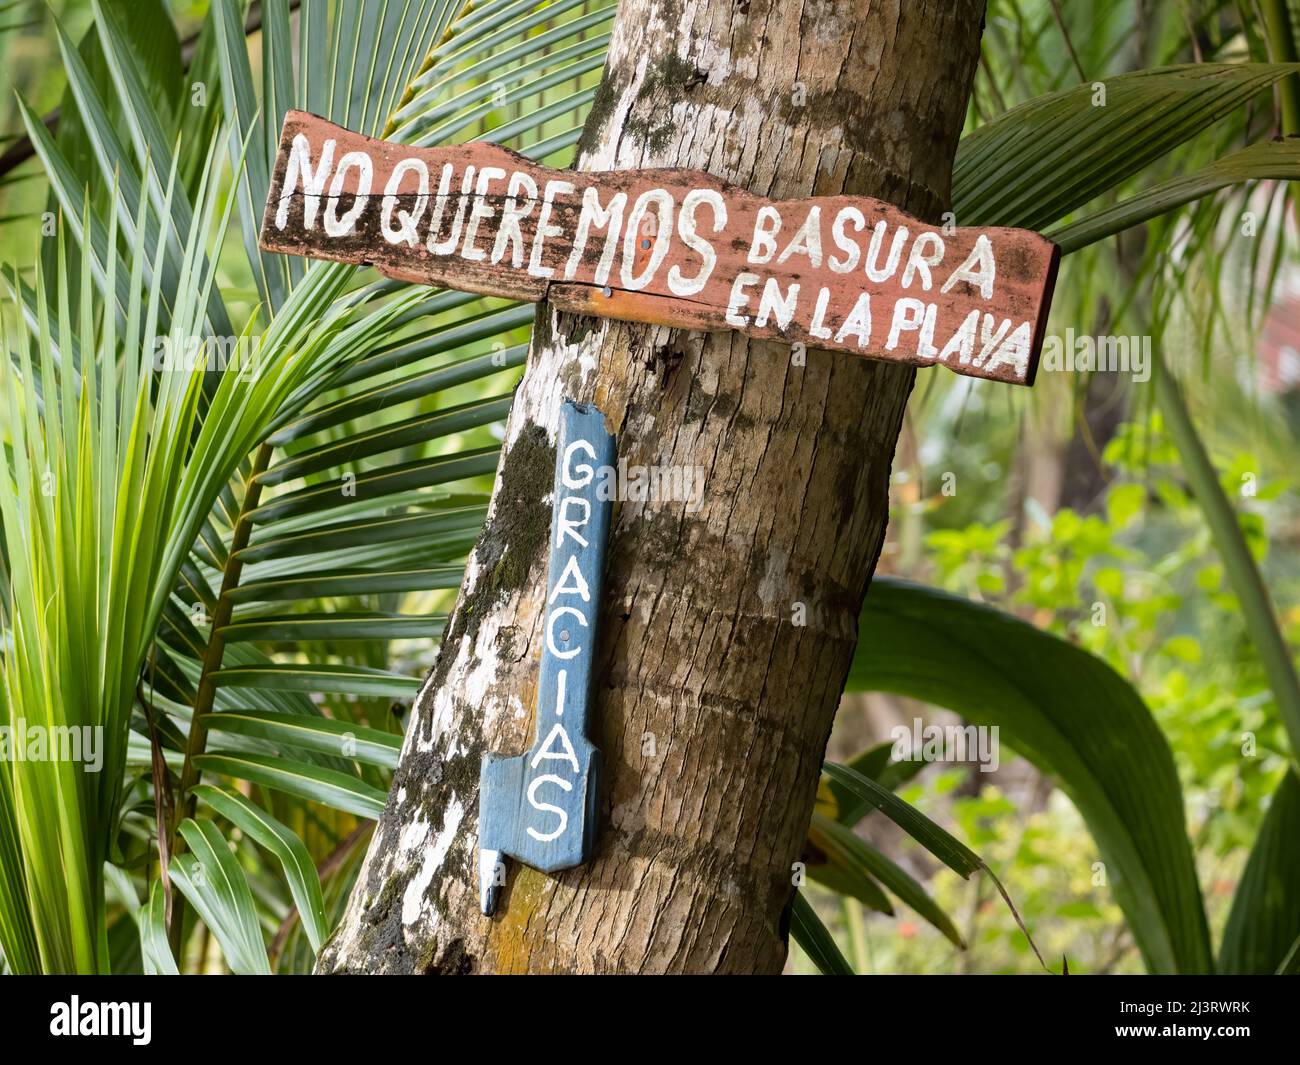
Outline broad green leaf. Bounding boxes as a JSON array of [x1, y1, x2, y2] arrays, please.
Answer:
[[1218, 768, 1300, 974], [848, 579, 1212, 974]]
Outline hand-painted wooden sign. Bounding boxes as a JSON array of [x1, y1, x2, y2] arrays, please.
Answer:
[[259, 111, 1060, 385], [477, 400, 615, 916]]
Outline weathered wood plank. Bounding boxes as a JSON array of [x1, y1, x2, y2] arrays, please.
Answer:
[[477, 400, 616, 915], [259, 110, 1059, 385]]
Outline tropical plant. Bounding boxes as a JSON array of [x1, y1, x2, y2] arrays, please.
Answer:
[[0, 0, 610, 974], [812, 0, 1300, 975], [0, 0, 1295, 975]]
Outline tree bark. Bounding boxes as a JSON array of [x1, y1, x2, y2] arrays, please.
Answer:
[[319, 0, 988, 975]]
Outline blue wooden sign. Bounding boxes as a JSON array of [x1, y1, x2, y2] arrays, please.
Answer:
[[478, 400, 616, 915]]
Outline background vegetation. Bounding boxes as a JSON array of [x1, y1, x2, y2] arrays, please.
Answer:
[[0, 0, 1295, 974]]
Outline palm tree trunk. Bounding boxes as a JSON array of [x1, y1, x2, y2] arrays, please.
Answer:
[[319, 0, 988, 974]]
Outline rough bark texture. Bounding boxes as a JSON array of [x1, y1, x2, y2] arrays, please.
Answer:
[[319, 0, 988, 975]]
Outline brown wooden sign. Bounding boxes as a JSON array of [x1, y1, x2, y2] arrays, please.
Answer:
[[259, 111, 1060, 385]]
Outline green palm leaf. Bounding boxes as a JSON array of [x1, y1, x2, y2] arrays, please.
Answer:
[[169, 818, 270, 975], [193, 784, 329, 953], [193, 753, 387, 819], [954, 63, 1300, 228], [1, 0, 608, 973]]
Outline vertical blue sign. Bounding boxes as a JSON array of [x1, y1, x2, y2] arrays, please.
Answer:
[[478, 400, 616, 915]]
